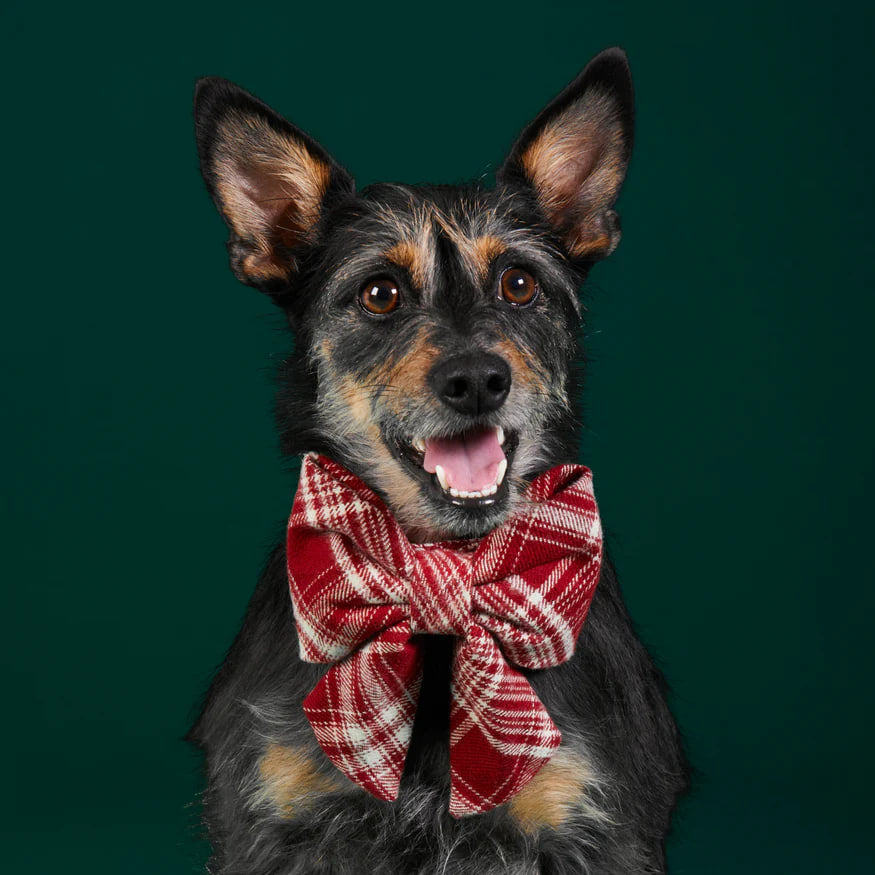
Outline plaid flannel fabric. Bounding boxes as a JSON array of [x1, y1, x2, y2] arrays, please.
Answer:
[[286, 454, 603, 816]]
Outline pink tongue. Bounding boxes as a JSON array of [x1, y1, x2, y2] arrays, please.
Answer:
[[423, 427, 506, 492]]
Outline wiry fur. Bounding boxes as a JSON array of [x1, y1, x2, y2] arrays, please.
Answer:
[[190, 47, 688, 874]]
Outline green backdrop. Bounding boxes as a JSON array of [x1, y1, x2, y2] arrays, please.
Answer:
[[4, 1, 873, 871]]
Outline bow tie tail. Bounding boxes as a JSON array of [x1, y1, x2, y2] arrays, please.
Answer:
[[302, 629, 423, 802], [447, 628, 562, 817]]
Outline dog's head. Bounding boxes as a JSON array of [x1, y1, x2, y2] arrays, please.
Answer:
[[194, 49, 633, 540]]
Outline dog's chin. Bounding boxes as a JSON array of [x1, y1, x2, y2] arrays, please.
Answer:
[[406, 488, 516, 542]]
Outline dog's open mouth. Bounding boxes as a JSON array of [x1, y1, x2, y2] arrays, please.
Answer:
[[391, 426, 517, 508]]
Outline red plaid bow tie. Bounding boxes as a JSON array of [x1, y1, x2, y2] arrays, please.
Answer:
[[286, 454, 603, 817]]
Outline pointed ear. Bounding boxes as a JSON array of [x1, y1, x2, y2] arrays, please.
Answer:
[[497, 47, 634, 261], [194, 78, 354, 291]]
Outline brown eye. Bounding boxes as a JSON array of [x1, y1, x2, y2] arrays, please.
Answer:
[[360, 277, 400, 315], [499, 267, 538, 306]]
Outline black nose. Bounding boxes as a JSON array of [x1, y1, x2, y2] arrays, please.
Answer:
[[428, 353, 512, 416]]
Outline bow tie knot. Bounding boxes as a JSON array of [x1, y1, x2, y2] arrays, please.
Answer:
[[407, 546, 474, 637], [287, 454, 603, 817]]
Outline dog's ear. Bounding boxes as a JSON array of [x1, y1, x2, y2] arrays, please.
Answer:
[[498, 47, 634, 261], [194, 78, 354, 291]]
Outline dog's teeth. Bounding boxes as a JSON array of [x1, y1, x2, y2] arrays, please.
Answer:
[[496, 426, 505, 446], [469, 490, 481, 499], [412, 437, 426, 453], [459, 490, 470, 498], [449, 487, 460, 497], [496, 459, 508, 486], [484, 484, 496, 496], [435, 465, 449, 491]]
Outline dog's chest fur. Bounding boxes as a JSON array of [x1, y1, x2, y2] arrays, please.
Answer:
[[190, 48, 688, 874]]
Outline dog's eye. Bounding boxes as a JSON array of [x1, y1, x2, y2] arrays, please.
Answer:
[[360, 277, 400, 315], [499, 268, 538, 307]]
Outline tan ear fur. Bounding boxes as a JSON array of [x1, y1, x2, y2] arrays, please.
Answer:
[[212, 110, 333, 285], [520, 88, 628, 259]]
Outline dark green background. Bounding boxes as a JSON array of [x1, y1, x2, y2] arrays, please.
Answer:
[[4, 1, 873, 871]]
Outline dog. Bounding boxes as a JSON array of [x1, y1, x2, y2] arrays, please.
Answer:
[[189, 47, 688, 874]]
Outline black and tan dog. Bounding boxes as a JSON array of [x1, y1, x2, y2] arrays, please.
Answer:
[[190, 47, 688, 874]]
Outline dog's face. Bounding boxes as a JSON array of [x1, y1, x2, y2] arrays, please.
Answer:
[[195, 49, 633, 539]]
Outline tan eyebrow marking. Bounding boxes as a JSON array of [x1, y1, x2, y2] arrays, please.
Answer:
[[471, 234, 506, 280], [432, 208, 508, 281], [385, 234, 431, 289]]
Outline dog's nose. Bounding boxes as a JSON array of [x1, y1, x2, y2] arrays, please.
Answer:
[[428, 353, 511, 416]]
